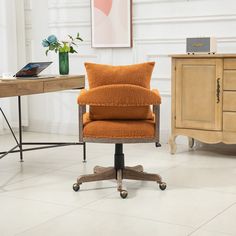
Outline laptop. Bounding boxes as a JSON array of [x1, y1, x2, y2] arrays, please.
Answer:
[[15, 62, 52, 78]]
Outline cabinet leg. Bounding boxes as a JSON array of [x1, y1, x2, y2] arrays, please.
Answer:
[[188, 137, 195, 149], [169, 135, 177, 155]]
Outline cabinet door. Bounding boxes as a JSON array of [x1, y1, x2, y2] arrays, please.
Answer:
[[175, 59, 223, 130]]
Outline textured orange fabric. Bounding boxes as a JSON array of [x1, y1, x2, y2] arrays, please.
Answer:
[[83, 113, 155, 139], [83, 61, 157, 120], [152, 89, 161, 98], [89, 106, 153, 120], [77, 85, 161, 106], [85, 62, 155, 89]]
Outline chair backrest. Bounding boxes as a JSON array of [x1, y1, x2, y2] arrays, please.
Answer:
[[84, 62, 155, 120]]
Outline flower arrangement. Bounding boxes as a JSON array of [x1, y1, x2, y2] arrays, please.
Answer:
[[42, 33, 83, 55]]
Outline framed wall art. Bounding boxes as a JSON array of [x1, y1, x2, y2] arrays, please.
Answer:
[[91, 0, 132, 48]]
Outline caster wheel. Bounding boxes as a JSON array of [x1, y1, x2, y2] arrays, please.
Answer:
[[159, 182, 167, 191], [120, 190, 128, 199], [155, 142, 161, 148], [73, 183, 80, 192], [188, 138, 194, 149]]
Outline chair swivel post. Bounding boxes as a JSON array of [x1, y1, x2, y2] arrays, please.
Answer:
[[114, 143, 124, 170]]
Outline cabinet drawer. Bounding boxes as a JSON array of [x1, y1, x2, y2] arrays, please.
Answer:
[[223, 92, 236, 111], [223, 112, 236, 131], [224, 59, 236, 70], [224, 70, 236, 90]]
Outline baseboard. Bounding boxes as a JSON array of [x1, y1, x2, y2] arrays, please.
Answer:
[[160, 130, 187, 145], [0, 118, 28, 136], [4, 119, 189, 146], [160, 129, 170, 144], [25, 120, 79, 135], [0, 126, 19, 135]]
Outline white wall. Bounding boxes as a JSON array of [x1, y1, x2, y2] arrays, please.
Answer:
[[24, 0, 236, 143], [0, 0, 28, 133], [0, 0, 5, 131]]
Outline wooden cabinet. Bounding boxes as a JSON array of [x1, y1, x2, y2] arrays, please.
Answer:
[[170, 54, 236, 154], [175, 59, 222, 130]]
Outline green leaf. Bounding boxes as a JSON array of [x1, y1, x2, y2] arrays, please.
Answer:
[[76, 32, 83, 41], [45, 49, 49, 56], [49, 44, 56, 50], [70, 46, 77, 53], [68, 34, 73, 40], [55, 42, 60, 48], [77, 37, 83, 41]]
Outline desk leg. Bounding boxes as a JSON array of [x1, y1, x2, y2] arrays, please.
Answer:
[[83, 142, 86, 163], [18, 96, 23, 162], [0, 107, 20, 159]]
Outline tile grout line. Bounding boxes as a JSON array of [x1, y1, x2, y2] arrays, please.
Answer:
[[0, 163, 77, 190], [0, 149, 99, 190], [162, 182, 236, 196], [13, 191, 117, 236], [2, 134, 236, 235], [0, 185, 117, 208], [187, 202, 236, 235], [81, 204, 195, 231], [0, 193, 79, 208], [193, 229, 236, 236]]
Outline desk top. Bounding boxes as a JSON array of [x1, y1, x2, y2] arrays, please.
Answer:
[[0, 75, 85, 98]]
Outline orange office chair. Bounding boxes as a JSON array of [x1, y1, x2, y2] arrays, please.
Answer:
[[73, 62, 166, 198]]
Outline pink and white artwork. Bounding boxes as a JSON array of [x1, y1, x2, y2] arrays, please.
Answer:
[[91, 0, 132, 48]]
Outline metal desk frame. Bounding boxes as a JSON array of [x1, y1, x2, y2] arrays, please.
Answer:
[[0, 76, 86, 162]]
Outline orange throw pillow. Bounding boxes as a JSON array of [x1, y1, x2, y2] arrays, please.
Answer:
[[85, 62, 155, 89], [90, 106, 153, 120]]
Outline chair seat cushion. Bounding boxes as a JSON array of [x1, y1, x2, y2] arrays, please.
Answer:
[[83, 113, 155, 139]]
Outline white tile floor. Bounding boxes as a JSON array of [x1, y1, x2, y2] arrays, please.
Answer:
[[0, 132, 236, 236]]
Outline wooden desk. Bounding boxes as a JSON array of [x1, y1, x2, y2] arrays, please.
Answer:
[[0, 75, 85, 98], [0, 75, 86, 161]]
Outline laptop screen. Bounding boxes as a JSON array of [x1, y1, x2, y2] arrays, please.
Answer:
[[15, 62, 52, 77]]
